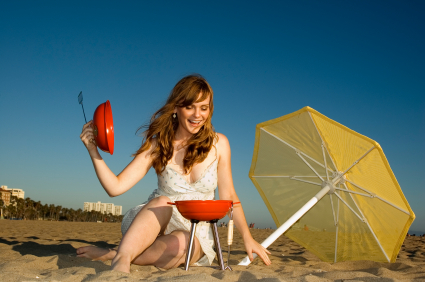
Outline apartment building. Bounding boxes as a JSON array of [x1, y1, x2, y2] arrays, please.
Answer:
[[114, 205, 122, 216], [84, 201, 122, 215], [0, 188, 11, 206], [0, 185, 25, 200]]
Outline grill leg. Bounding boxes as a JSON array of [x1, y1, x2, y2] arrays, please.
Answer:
[[184, 219, 199, 271], [210, 219, 225, 270]]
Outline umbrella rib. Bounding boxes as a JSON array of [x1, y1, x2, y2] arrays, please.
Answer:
[[341, 183, 391, 262], [290, 177, 322, 186], [322, 144, 329, 181], [334, 188, 373, 198], [363, 218, 391, 262], [340, 146, 375, 176], [335, 196, 340, 263], [375, 196, 410, 215], [344, 180, 410, 215], [344, 179, 374, 195], [329, 194, 337, 226], [322, 142, 338, 174], [334, 192, 364, 222], [252, 175, 327, 178], [296, 152, 324, 181], [261, 128, 334, 174], [308, 112, 339, 171]]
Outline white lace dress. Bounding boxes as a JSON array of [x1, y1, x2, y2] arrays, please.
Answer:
[[121, 158, 218, 266]]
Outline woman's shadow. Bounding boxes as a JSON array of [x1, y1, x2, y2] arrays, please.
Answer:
[[0, 237, 115, 270]]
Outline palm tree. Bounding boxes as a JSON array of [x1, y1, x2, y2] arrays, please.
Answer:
[[68, 208, 75, 221], [49, 204, 56, 220], [6, 202, 17, 219], [61, 208, 68, 221], [41, 204, 49, 220], [22, 197, 31, 219], [16, 198, 24, 219], [0, 196, 122, 222], [34, 201, 41, 220], [76, 208, 83, 222], [0, 198, 4, 219], [55, 205, 62, 221]]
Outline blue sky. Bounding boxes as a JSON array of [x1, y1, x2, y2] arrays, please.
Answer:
[[1, 1, 424, 232]]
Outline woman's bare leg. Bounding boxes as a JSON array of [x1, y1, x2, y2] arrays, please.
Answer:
[[76, 246, 116, 261], [77, 231, 204, 269], [131, 230, 204, 269], [76, 230, 204, 269], [111, 196, 173, 273]]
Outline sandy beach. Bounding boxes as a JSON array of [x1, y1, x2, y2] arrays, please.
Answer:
[[0, 220, 424, 281]]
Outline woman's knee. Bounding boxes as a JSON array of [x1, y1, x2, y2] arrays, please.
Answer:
[[168, 231, 189, 258], [142, 196, 173, 232], [149, 195, 171, 206], [169, 230, 203, 263]]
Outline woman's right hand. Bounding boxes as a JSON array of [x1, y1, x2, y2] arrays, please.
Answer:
[[80, 120, 98, 153]]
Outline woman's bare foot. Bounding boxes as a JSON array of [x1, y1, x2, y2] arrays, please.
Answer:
[[111, 255, 131, 273], [76, 246, 116, 261]]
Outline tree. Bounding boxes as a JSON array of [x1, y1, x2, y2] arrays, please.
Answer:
[[15, 197, 24, 219], [68, 208, 75, 221], [34, 201, 41, 220], [75, 208, 83, 222], [55, 205, 62, 221], [49, 204, 56, 220], [0, 196, 122, 222], [0, 198, 4, 219], [6, 202, 17, 219], [42, 204, 49, 220]]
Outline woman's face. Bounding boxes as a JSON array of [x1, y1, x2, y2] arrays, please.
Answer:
[[175, 94, 211, 137]]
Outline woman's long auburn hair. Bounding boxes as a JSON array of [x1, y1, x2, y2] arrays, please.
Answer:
[[134, 74, 217, 175]]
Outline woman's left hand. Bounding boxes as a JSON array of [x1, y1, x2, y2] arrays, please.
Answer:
[[243, 235, 272, 265]]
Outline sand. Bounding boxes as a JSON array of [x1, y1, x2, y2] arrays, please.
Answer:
[[0, 220, 424, 282]]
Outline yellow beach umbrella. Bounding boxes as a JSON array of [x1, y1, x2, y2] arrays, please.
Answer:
[[239, 106, 415, 265]]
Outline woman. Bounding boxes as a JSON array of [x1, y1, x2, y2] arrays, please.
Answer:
[[77, 74, 271, 273]]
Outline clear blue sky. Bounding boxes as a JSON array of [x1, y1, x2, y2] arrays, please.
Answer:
[[1, 1, 424, 232]]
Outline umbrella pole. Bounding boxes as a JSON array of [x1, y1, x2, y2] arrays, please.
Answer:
[[238, 185, 331, 266]]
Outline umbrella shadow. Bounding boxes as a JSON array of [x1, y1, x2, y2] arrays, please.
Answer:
[[280, 255, 308, 264], [288, 251, 305, 255], [227, 250, 248, 255]]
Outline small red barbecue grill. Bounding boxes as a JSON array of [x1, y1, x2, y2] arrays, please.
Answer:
[[168, 200, 239, 271]]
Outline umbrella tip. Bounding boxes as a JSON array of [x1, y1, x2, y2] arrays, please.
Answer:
[[373, 141, 382, 150]]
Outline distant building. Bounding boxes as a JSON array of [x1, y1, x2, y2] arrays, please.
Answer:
[[0, 185, 25, 200], [84, 201, 122, 215], [0, 188, 11, 206], [114, 205, 122, 216]]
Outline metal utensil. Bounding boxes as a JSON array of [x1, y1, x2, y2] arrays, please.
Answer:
[[225, 203, 237, 271], [78, 91, 87, 123], [225, 202, 240, 270]]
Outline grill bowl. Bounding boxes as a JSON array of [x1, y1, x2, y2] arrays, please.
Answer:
[[93, 100, 114, 155], [169, 200, 233, 221]]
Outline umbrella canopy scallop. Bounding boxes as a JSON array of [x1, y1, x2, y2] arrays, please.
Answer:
[[250, 106, 415, 262]]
